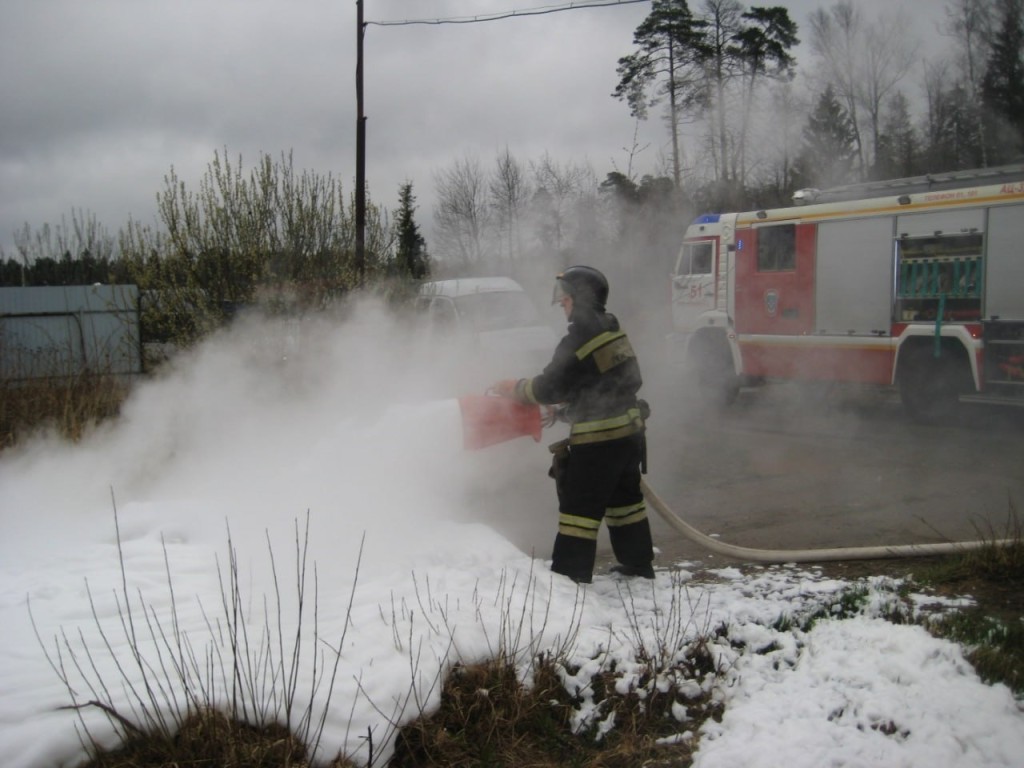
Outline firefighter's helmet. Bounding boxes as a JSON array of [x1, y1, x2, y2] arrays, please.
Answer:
[[553, 265, 609, 309]]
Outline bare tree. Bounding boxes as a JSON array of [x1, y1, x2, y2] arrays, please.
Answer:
[[941, 0, 996, 164], [921, 57, 980, 169], [943, 0, 994, 94], [606, 120, 654, 188], [528, 154, 597, 259], [489, 148, 531, 265], [13, 210, 115, 266], [808, 1, 868, 176], [860, 12, 919, 178], [679, 1, 799, 190], [730, 5, 799, 186], [808, 1, 919, 179], [700, 0, 745, 183], [433, 155, 490, 269], [922, 58, 953, 163], [753, 78, 807, 202]]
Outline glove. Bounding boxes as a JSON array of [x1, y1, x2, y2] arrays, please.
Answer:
[[491, 379, 519, 399], [541, 404, 564, 427]]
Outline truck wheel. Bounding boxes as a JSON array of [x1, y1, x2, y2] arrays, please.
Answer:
[[689, 336, 740, 408], [899, 350, 968, 424]]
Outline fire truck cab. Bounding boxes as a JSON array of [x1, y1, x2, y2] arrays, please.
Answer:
[[671, 164, 1024, 422]]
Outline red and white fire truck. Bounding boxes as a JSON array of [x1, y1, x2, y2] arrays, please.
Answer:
[[670, 164, 1024, 421]]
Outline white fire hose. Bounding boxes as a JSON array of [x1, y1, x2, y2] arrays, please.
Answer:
[[641, 478, 1014, 563]]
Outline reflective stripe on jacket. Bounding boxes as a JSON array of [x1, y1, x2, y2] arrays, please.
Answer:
[[515, 307, 644, 446], [568, 406, 644, 445]]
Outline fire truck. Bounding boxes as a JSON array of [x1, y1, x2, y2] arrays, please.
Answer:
[[670, 164, 1024, 422]]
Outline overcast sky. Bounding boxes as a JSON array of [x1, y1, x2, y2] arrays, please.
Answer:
[[0, 0, 946, 260]]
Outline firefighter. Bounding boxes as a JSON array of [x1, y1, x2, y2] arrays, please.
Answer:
[[492, 265, 655, 584]]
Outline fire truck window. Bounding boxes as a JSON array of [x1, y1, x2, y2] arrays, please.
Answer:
[[682, 242, 713, 275], [757, 225, 796, 272]]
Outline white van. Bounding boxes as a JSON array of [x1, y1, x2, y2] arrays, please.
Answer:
[[416, 277, 559, 382]]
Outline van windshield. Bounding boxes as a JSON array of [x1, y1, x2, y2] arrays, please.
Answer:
[[454, 291, 543, 332]]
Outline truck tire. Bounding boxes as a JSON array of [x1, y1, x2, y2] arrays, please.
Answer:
[[688, 334, 740, 408], [898, 347, 969, 424]]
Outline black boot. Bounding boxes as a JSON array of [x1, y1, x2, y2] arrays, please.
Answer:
[[552, 565, 592, 584], [609, 563, 654, 579]]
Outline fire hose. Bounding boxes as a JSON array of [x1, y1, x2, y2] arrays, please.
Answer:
[[640, 477, 1014, 563]]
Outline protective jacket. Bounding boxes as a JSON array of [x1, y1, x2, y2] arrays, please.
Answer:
[[513, 307, 644, 445], [509, 304, 652, 583]]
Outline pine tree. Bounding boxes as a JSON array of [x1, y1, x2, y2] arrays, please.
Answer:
[[981, 0, 1024, 161], [874, 91, 920, 179], [614, 2, 798, 190], [613, 0, 710, 188], [795, 84, 858, 189], [730, 6, 799, 185], [395, 182, 429, 280]]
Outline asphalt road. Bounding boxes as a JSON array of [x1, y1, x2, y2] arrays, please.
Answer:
[[639, 362, 1024, 569], [461, 344, 1023, 574]]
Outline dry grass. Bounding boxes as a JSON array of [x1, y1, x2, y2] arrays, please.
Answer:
[[950, 503, 1024, 584], [63, 639, 721, 768], [387, 577, 727, 768], [915, 501, 1024, 695], [33, 511, 366, 768], [68, 649, 717, 768], [75, 709, 337, 768], [0, 372, 130, 449], [388, 637, 721, 768]]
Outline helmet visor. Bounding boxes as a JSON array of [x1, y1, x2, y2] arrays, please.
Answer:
[[551, 277, 570, 306]]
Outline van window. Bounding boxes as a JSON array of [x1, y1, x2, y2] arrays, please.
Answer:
[[756, 224, 796, 271], [430, 298, 458, 328], [455, 291, 541, 332]]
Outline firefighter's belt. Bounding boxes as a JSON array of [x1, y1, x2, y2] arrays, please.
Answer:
[[548, 438, 571, 457], [569, 407, 644, 445]]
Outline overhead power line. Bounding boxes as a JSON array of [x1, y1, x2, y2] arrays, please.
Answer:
[[366, 0, 649, 27]]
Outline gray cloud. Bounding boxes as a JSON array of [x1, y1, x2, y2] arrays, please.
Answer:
[[0, 0, 935, 258]]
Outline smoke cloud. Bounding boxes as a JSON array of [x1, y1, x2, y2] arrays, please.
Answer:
[[0, 298, 556, 591]]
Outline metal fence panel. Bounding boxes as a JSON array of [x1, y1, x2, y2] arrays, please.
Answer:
[[0, 285, 141, 380]]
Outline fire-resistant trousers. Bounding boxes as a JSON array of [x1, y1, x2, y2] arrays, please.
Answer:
[[550, 432, 653, 583]]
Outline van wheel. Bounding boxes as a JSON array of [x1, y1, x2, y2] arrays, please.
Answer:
[[899, 350, 968, 424], [689, 336, 740, 408]]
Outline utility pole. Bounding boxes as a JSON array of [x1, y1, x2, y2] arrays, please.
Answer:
[[355, 0, 366, 285]]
